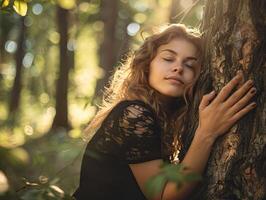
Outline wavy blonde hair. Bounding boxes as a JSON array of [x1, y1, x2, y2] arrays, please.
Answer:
[[85, 24, 203, 161]]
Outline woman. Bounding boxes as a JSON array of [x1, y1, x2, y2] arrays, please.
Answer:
[[73, 24, 256, 200]]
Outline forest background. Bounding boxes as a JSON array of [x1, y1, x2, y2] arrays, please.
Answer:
[[0, 0, 204, 199]]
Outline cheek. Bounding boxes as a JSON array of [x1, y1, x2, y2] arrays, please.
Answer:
[[185, 69, 196, 83]]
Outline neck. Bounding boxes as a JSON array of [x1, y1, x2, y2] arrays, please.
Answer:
[[157, 93, 183, 116]]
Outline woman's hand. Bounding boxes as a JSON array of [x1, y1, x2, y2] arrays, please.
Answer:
[[197, 72, 256, 141]]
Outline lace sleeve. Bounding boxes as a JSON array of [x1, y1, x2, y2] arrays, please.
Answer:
[[118, 102, 162, 164]]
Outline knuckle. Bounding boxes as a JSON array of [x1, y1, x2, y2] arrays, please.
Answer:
[[221, 86, 230, 94]]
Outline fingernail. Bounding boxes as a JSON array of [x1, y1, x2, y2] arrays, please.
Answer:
[[210, 90, 215, 95], [248, 80, 254, 85], [250, 88, 256, 94], [251, 103, 257, 107]]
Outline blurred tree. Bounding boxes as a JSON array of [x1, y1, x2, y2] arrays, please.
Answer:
[[8, 17, 26, 118], [180, 0, 266, 199], [168, 0, 182, 23], [93, 0, 119, 101], [51, 5, 72, 130]]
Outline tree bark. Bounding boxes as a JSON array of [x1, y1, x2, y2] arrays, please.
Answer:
[[52, 6, 71, 130], [184, 0, 266, 199], [9, 17, 25, 116], [94, 0, 118, 100]]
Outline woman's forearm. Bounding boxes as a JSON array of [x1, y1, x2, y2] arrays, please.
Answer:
[[162, 128, 215, 200]]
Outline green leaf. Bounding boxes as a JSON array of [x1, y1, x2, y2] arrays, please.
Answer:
[[145, 163, 202, 198], [1, 0, 10, 8], [13, 0, 27, 16], [145, 174, 167, 199]]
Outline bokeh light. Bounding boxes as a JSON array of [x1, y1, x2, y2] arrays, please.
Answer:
[[127, 22, 140, 36], [32, 3, 43, 15], [5, 40, 17, 53]]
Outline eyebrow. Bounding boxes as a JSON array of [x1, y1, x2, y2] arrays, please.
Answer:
[[161, 49, 198, 61]]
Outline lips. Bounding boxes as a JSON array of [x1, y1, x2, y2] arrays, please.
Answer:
[[165, 76, 184, 85]]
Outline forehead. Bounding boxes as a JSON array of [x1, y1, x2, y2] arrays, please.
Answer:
[[157, 38, 198, 57]]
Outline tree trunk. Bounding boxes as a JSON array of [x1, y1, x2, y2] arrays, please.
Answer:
[[94, 0, 118, 100], [52, 6, 71, 130], [9, 17, 25, 117], [186, 0, 266, 199]]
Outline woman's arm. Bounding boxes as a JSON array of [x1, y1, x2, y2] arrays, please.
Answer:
[[130, 73, 256, 200]]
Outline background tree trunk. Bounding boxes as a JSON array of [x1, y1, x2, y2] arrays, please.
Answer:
[[94, 0, 118, 100], [183, 0, 266, 199], [9, 17, 25, 117], [52, 6, 71, 130]]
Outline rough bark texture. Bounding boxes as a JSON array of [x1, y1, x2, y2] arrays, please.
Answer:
[[188, 0, 266, 199], [52, 6, 70, 130]]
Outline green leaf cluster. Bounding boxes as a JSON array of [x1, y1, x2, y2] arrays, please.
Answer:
[[0, 0, 29, 16], [145, 163, 202, 199]]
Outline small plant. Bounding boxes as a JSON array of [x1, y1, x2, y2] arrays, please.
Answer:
[[145, 163, 202, 199], [16, 176, 74, 200]]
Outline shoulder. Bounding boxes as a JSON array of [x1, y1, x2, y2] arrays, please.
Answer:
[[106, 100, 160, 130]]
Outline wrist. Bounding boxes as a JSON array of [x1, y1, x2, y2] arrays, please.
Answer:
[[194, 127, 216, 146]]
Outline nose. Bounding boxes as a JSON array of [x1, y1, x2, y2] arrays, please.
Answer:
[[172, 63, 183, 73]]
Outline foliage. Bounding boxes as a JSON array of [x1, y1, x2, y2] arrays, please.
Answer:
[[0, 0, 203, 199], [145, 163, 201, 199], [0, 0, 30, 16]]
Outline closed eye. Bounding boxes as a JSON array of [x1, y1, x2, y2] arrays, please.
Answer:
[[184, 63, 193, 68], [163, 58, 175, 62]]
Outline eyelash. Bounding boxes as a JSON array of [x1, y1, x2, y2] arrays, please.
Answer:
[[163, 58, 174, 62], [184, 63, 193, 68]]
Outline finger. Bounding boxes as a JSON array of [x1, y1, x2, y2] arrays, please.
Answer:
[[230, 102, 256, 123], [213, 73, 244, 103], [236, 70, 245, 89], [199, 91, 216, 111], [224, 80, 254, 107], [229, 87, 256, 114]]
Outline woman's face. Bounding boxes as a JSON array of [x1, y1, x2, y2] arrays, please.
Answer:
[[148, 38, 200, 98]]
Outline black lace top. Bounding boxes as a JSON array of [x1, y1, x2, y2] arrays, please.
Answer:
[[73, 100, 166, 200]]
